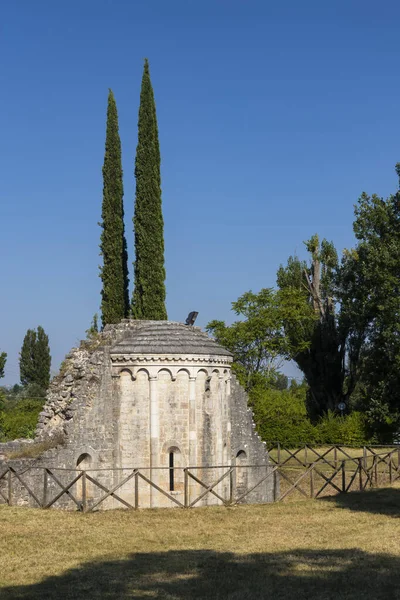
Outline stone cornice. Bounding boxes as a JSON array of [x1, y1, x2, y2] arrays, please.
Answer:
[[110, 353, 233, 366]]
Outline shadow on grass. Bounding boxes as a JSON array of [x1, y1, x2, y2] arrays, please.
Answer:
[[2, 548, 400, 599], [322, 486, 400, 517]]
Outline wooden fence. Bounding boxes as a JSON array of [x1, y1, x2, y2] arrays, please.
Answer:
[[266, 442, 400, 469], [1, 446, 399, 512]]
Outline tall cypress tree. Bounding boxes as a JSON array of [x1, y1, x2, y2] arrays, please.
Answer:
[[0, 352, 6, 379], [131, 59, 167, 319], [20, 329, 37, 386], [34, 326, 51, 390], [100, 89, 129, 327], [19, 327, 51, 390]]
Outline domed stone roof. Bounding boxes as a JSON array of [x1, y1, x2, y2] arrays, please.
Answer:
[[110, 320, 233, 357]]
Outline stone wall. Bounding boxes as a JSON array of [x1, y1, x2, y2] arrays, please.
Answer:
[[230, 376, 278, 503], [35, 320, 135, 441]]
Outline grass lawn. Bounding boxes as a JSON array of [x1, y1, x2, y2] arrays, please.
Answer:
[[1, 484, 400, 599]]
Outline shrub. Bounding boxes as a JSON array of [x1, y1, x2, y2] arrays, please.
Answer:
[[250, 385, 318, 447], [0, 397, 43, 442], [315, 410, 370, 446], [251, 385, 371, 447]]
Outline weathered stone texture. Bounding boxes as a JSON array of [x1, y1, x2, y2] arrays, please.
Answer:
[[230, 376, 277, 503]]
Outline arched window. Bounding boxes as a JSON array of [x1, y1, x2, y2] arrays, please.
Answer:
[[236, 450, 248, 490], [77, 453, 92, 470], [167, 446, 181, 492], [236, 450, 247, 462], [169, 451, 175, 491], [76, 453, 92, 501]]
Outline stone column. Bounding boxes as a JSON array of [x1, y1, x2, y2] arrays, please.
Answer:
[[189, 376, 197, 466], [216, 375, 225, 467], [189, 376, 197, 502], [149, 375, 159, 508], [225, 375, 232, 463]]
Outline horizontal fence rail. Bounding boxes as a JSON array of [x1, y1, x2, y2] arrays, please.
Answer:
[[265, 442, 400, 469], [0, 446, 399, 512]]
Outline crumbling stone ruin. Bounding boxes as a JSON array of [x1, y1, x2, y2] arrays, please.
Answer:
[[0, 320, 275, 509]]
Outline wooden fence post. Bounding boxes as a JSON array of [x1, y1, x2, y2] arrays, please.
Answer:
[[389, 459, 393, 484], [184, 468, 189, 508], [363, 446, 368, 470], [341, 461, 346, 492], [310, 466, 314, 498], [304, 445, 308, 465], [81, 471, 87, 512], [334, 446, 338, 470], [229, 468, 234, 505], [8, 469, 12, 506], [374, 456, 378, 487], [273, 468, 278, 501], [277, 443, 281, 465], [358, 458, 362, 490], [43, 469, 48, 508], [135, 471, 139, 510]]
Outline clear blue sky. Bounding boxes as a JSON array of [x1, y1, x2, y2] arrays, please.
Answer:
[[1, 0, 400, 385]]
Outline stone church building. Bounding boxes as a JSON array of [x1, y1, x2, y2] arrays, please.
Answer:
[[1, 320, 275, 509]]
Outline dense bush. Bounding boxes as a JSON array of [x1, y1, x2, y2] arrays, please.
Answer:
[[0, 397, 43, 441], [251, 385, 371, 447], [314, 410, 370, 446], [251, 385, 317, 446]]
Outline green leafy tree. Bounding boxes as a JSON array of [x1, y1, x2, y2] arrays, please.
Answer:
[[19, 327, 51, 394], [338, 165, 400, 440], [250, 383, 317, 446], [207, 288, 312, 390], [251, 383, 369, 447], [271, 373, 289, 391], [0, 397, 43, 441], [34, 326, 51, 390], [20, 329, 37, 387], [0, 352, 6, 379], [100, 89, 129, 327], [277, 235, 354, 419], [131, 59, 167, 320]]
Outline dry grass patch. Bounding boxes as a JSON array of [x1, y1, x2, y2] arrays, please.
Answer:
[[1, 483, 400, 599], [5, 433, 65, 460]]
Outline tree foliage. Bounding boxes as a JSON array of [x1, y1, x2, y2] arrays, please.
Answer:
[[251, 384, 370, 447], [207, 288, 312, 390], [338, 168, 400, 439], [277, 235, 353, 419], [34, 326, 51, 390], [0, 396, 43, 441], [20, 329, 37, 387], [0, 352, 6, 379], [205, 161, 400, 443], [250, 383, 316, 446], [86, 313, 99, 338], [100, 89, 129, 327], [19, 327, 51, 394], [131, 59, 167, 320]]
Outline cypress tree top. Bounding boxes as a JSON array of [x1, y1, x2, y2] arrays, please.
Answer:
[[131, 59, 167, 320], [100, 89, 129, 326]]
